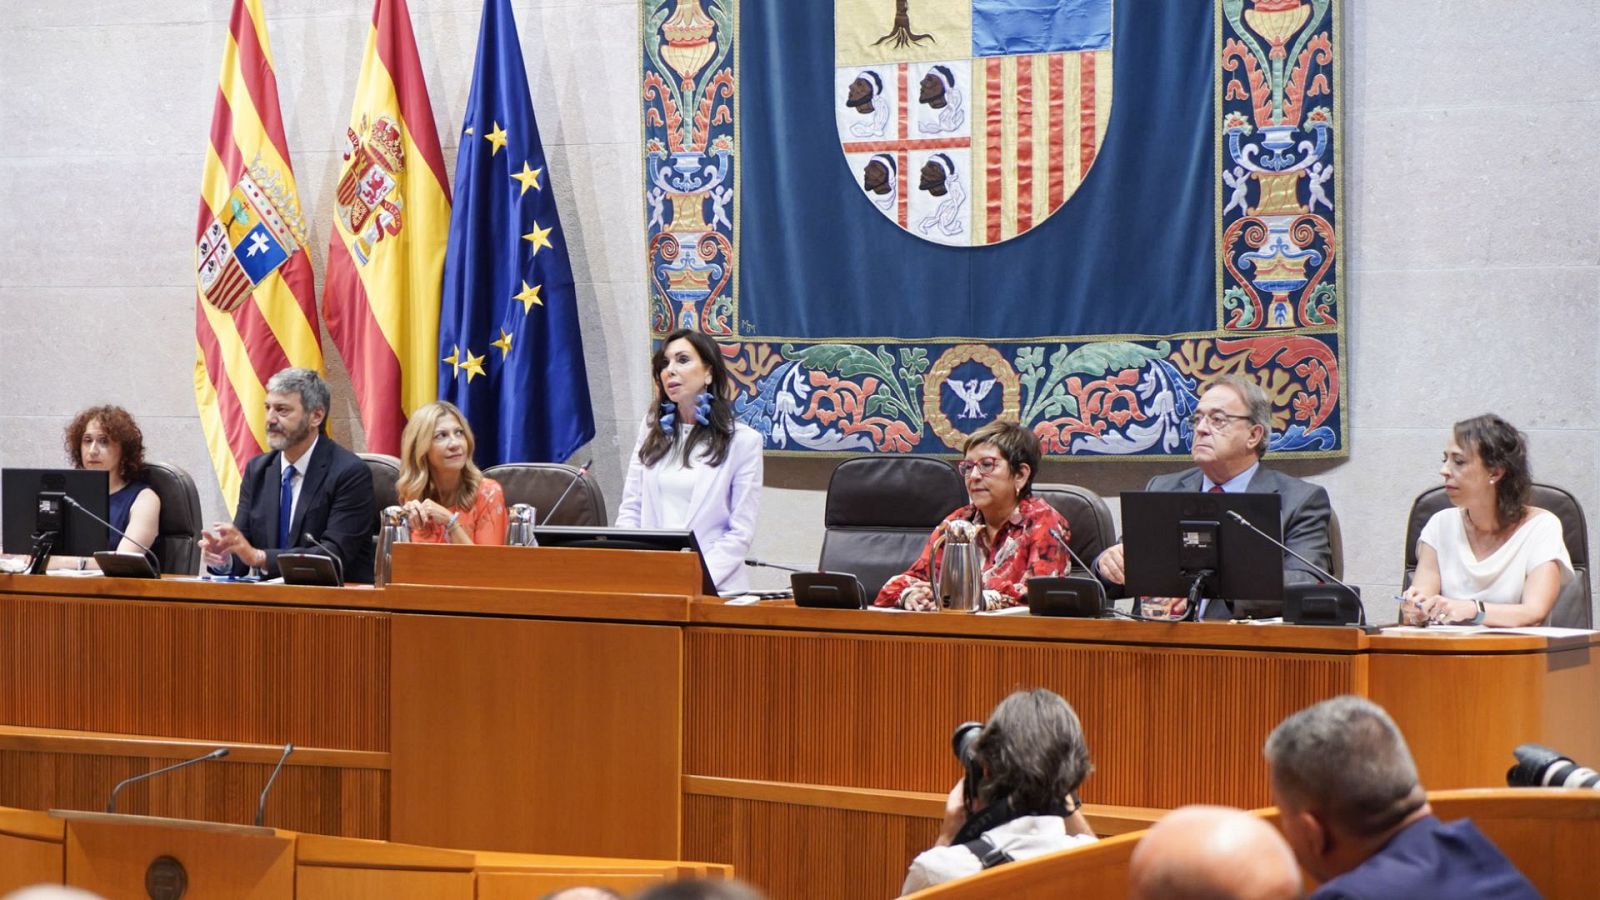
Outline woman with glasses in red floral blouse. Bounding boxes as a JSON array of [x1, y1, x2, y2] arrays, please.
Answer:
[[875, 421, 1070, 611]]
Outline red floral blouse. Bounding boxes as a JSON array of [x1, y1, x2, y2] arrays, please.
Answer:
[[874, 496, 1070, 610]]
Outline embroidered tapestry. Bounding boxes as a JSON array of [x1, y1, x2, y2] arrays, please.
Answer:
[[642, 0, 1343, 457]]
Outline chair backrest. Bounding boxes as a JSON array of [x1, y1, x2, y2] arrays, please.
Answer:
[[483, 463, 608, 526], [818, 457, 968, 601], [143, 461, 202, 575], [1402, 483, 1592, 628], [1031, 483, 1116, 571], [358, 453, 401, 521], [903, 830, 1142, 898], [1424, 788, 1600, 900]]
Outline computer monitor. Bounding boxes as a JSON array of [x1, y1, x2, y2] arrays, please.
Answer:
[[1, 468, 112, 566], [1121, 491, 1285, 619], [531, 526, 719, 596]]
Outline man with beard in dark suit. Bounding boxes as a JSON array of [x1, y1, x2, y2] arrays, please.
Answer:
[[1095, 374, 1334, 619], [200, 367, 376, 583]]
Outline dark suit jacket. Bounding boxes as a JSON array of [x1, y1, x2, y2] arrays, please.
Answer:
[[1102, 465, 1334, 607], [1311, 816, 1537, 900], [228, 437, 377, 583]]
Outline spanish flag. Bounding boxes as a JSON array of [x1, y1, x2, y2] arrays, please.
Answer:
[[324, 0, 452, 456], [194, 0, 323, 512]]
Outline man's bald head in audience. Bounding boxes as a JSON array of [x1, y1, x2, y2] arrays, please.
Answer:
[[539, 888, 621, 900], [1128, 805, 1303, 900]]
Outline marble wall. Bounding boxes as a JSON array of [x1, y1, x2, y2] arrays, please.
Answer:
[[2, 1, 1597, 624]]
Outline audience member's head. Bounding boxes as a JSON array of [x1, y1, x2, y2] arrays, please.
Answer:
[[3, 888, 107, 900], [968, 687, 1093, 817], [539, 888, 622, 900], [1263, 695, 1429, 882], [631, 880, 765, 900], [1128, 805, 1302, 900]]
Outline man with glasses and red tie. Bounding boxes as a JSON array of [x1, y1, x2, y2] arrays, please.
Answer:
[[199, 368, 377, 583], [874, 421, 1070, 611], [1094, 374, 1334, 620]]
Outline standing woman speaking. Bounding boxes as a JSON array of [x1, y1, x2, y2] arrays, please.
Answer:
[[617, 329, 763, 595]]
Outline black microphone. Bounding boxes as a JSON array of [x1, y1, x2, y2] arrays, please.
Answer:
[[255, 742, 294, 827], [107, 747, 228, 813], [62, 494, 160, 576], [537, 459, 594, 526], [302, 533, 345, 586], [745, 557, 810, 573], [1225, 510, 1366, 625]]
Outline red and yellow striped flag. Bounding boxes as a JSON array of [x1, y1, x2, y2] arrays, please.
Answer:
[[193, 0, 323, 512], [323, 0, 451, 456]]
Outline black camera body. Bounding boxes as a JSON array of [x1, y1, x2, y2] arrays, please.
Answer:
[[952, 721, 985, 809], [1508, 743, 1600, 789]]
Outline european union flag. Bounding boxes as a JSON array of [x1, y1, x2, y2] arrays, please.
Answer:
[[439, 0, 595, 465]]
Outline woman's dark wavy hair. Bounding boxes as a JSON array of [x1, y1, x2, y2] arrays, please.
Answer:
[[638, 329, 735, 469], [64, 405, 146, 485], [972, 688, 1093, 815], [1454, 413, 1532, 530]]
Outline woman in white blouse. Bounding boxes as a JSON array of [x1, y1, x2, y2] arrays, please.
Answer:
[[616, 328, 763, 595], [1402, 414, 1572, 627]]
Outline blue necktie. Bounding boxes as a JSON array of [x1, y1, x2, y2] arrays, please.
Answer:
[[278, 463, 296, 549]]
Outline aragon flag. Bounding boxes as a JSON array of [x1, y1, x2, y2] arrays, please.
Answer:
[[323, 0, 452, 456], [438, 0, 595, 466], [194, 0, 323, 512]]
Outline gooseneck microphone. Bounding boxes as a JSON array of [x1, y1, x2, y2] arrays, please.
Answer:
[[255, 742, 294, 827], [1048, 527, 1096, 575], [1224, 510, 1366, 625], [744, 557, 809, 573], [107, 747, 229, 813], [302, 533, 345, 586], [62, 494, 160, 575], [537, 459, 594, 526]]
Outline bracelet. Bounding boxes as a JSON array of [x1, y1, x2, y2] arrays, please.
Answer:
[[1472, 600, 1486, 626], [445, 513, 461, 537]]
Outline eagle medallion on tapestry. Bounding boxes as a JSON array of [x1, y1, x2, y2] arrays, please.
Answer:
[[835, 0, 1113, 245]]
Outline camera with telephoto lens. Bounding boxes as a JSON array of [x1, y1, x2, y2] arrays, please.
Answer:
[[952, 721, 985, 808], [1507, 743, 1600, 789]]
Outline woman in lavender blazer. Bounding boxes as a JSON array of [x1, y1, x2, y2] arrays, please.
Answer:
[[616, 329, 763, 594]]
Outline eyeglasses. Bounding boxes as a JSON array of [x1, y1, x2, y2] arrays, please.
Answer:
[[957, 458, 1005, 477], [1188, 411, 1253, 431]]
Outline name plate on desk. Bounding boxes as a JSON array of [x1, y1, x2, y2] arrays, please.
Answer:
[[385, 542, 709, 598]]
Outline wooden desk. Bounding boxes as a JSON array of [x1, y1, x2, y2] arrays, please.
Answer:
[[3, 551, 1596, 900]]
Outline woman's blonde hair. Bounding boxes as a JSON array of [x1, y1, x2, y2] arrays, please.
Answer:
[[397, 401, 484, 510]]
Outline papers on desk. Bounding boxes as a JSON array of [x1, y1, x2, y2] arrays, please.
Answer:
[[976, 606, 1033, 616], [45, 569, 103, 578], [1384, 625, 1598, 637]]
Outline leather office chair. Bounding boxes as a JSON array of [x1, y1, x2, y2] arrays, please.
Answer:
[[484, 462, 608, 526], [358, 453, 401, 521], [1031, 483, 1116, 572], [1402, 483, 1592, 628], [817, 457, 969, 602], [142, 460, 202, 575]]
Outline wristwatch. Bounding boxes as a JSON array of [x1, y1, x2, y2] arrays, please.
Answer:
[[1471, 600, 1487, 626]]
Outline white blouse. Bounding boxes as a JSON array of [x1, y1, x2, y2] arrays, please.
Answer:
[[652, 425, 700, 529], [1418, 507, 1573, 606]]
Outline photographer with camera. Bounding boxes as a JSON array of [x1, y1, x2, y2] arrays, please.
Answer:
[[898, 688, 1097, 895]]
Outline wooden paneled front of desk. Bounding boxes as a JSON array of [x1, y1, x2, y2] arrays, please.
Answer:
[[2, 549, 1597, 899]]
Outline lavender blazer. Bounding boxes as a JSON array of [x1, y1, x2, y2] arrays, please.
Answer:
[[616, 421, 764, 594]]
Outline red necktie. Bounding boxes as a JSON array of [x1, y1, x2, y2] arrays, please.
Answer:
[[1208, 484, 1224, 493]]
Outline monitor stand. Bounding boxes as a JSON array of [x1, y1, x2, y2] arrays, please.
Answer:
[[25, 529, 57, 575]]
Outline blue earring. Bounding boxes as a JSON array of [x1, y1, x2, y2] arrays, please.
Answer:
[[693, 391, 713, 426], [658, 400, 677, 433]]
